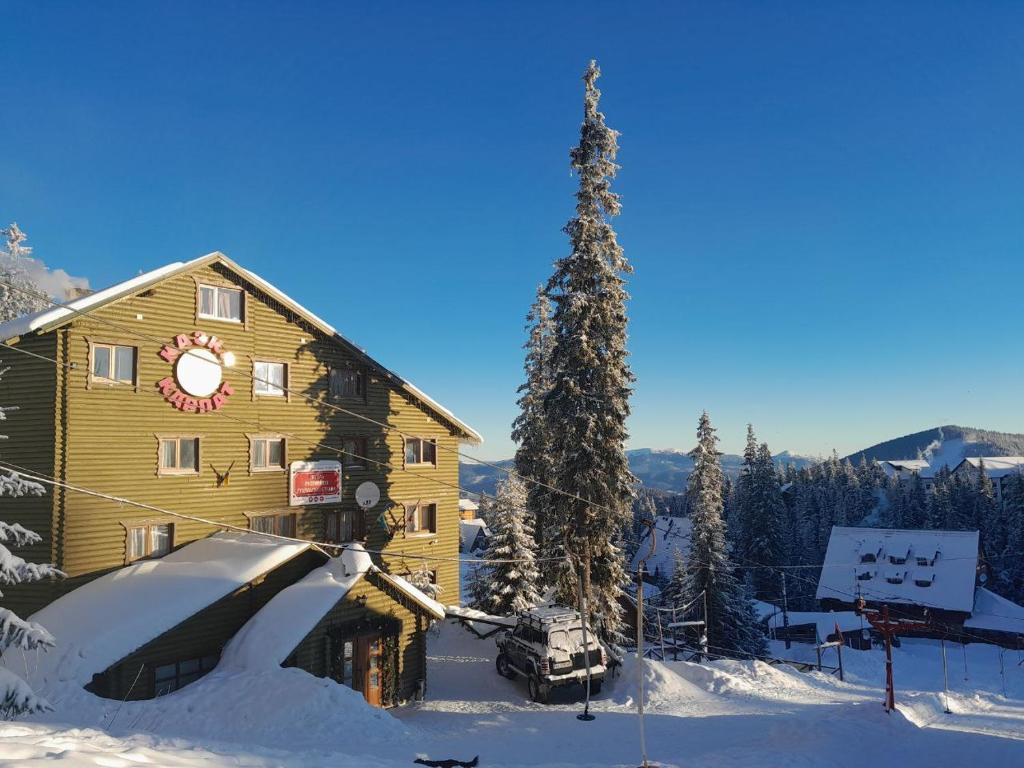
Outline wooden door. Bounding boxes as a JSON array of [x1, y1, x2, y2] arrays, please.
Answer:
[[355, 634, 383, 707]]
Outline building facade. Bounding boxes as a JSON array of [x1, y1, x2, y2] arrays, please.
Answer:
[[0, 252, 479, 705]]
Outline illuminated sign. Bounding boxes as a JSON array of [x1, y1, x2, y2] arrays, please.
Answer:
[[290, 460, 343, 506], [157, 331, 235, 412]]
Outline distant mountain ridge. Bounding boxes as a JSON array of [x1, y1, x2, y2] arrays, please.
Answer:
[[846, 425, 1024, 469], [459, 447, 817, 498]]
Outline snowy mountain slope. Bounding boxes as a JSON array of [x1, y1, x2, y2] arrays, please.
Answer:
[[460, 449, 816, 497], [7, 621, 1023, 767], [630, 514, 692, 579], [848, 425, 1024, 466]]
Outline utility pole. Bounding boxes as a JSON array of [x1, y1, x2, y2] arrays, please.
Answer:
[[577, 558, 595, 723], [634, 518, 656, 768], [781, 572, 791, 650], [855, 598, 928, 713], [941, 638, 951, 714]]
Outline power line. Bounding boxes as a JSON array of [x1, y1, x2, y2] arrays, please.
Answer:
[[0, 460, 565, 566], [0, 276, 623, 519]]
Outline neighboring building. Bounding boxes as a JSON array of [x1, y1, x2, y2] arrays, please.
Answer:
[[459, 518, 491, 554], [458, 497, 480, 521], [0, 251, 480, 706], [876, 459, 935, 491], [815, 526, 1024, 648], [951, 457, 1024, 506]]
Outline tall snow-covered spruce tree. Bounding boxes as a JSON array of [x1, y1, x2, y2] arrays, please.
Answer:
[[544, 61, 635, 635], [477, 475, 542, 616], [511, 286, 555, 573], [0, 223, 49, 323], [683, 412, 765, 658], [1, 360, 62, 718]]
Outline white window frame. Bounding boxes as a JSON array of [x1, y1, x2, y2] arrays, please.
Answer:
[[404, 501, 437, 536], [250, 435, 286, 472], [197, 283, 244, 323], [404, 437, 437, 468], [127, 522, 174, 562], [253, 360, 287, 397], [90, 342, 137, 386], [157, 436, 200, 476]]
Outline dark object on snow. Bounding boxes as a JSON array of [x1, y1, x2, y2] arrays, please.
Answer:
[[413, 757, 479, 768]]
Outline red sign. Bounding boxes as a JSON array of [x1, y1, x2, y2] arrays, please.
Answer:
[[290, 460, 343, 506]]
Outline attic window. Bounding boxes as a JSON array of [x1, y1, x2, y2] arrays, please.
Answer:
[[885, 573, 905, 585], [856, 570, 873, 581], [914, 575, 934, 588], [889, 555, 907, 565], [860, 553, 877, 563], [916, 556, 934, 567], [198, 284, 243, 322]]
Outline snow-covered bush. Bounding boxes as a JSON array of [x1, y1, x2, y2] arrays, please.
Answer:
[[0, 223, 49, 322]]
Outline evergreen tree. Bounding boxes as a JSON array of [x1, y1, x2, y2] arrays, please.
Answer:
[[731, 424, 759, 556], [661, 548, 688, 609], [478, 475, 542, 616], [744, 443, 787, 601], [0, 223, 49, 322], [544, 61, 635, 635], [949, 473, 975, 530], [682, 412, 765, 658], [926, 468, 955, 530], [1, 360, 62, 718], [903, 473, 928, 529], [1000, 473, 1024, 602], [511, 286, 555, 573], [974, 461, 998, 548]]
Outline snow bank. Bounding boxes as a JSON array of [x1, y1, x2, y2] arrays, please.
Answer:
[[220, 545, 373, 671], [14, 532, 310, 689]]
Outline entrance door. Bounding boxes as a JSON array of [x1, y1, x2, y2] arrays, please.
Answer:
[[355, 634, 383, 707]]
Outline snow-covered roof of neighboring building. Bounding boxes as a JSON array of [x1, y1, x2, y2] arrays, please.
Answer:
[[0, 251, 482, 445], [954, 457, 1024, 479], [752, 599, 781, 624], [219, 546, 374, 671], [964, 587, 1024, 635], [880, 459, 931, 472], [458, 498, 480, 512], [815, 526, 979, 614], [15, 532, 311, 689], [460, 519, 490, 538]]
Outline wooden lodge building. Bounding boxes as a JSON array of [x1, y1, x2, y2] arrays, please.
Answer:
[[0, 252, 481, 706]]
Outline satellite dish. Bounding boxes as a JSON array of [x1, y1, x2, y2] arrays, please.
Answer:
[[355, 481, 381, 510]]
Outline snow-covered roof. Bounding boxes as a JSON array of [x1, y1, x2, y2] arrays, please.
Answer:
[[877, 459, 935, 478], [220, 546, 374, 671], [964, 587, 1024, 635], [458, 498, 480, 512], [0, 251, 482, 445], [460, 519, 490, 536], [629, 515, 691, 577], [815, 526, 979, 613], [752, 599, 780, 623], [954, 457, 1024, 479], [16, 532, 311, 689], [377, 570, 446, 620]]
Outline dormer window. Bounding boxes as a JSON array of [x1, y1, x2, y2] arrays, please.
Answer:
[[914, 574, 934, 588], [856, 570, 873, 581], [886, 573, 905, 585], [860, 553, 877, 563], [890, 555, 907, 565]]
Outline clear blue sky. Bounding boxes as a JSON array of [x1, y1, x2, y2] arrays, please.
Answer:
[[3, 3, 1023, 460]]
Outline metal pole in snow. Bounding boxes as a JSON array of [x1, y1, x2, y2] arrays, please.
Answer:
[[781, 572, 791, 650], [636, 564, 649, 768], [999, 649, 1007, 698], [576, 563, 595, 722], [941, 639, 951, 714]]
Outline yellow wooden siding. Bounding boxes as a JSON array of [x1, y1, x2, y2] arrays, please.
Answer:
[[4, 259, 465, 617], [0, 332, 60, 616]]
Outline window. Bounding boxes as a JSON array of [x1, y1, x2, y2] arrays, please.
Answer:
[[860, 553, 877, 563], [254, 361, 286, 396], [338, 639, 354, 687], [251, 513, 297, 537], [889, 555, 907, 565], [404, 437, 437, 467], [856, 570, 873, 581], [251, 436, 285, 471], [198, 284, 243, 322], [914, 577, 934, 588], [91, 343, 136, 385], [325, 509, 356, 543], [127, 523, 173, 561], [342, 437, 368, 469], [405, 502, 437, 535], [154, 654, 219, 696], [330, 368, 365, 399], [158, 437, 199, 475], [885, 574, 905, 585]]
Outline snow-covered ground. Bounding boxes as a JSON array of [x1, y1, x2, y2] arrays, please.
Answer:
[[3, 621, 1024, 767]]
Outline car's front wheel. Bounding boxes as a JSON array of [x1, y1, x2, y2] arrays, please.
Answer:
[[496, 653, 516, 679], [528, 674, 550, 704]]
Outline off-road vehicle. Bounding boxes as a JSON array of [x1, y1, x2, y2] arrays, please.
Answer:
[[495, 606, 607, 703]]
